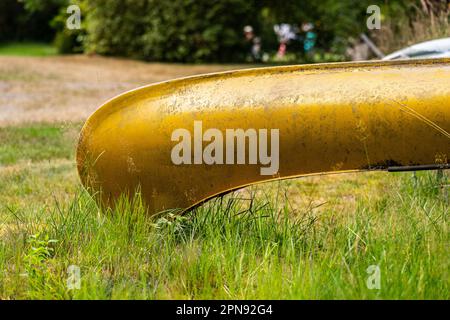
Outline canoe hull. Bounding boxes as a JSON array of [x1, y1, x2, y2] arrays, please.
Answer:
[[77, 59, 450, 214]]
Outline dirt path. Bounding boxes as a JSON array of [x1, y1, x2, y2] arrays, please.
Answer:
[[0, 55, 244, 125]]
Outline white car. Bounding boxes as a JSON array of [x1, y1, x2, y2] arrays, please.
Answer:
[[383, 37, 450, 60]]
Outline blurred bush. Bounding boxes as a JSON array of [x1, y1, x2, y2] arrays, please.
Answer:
[[81, 0, 149, 58], [1, 0, 449, 62], [82, 0, 380, 62], [83, 0, 258, 62]]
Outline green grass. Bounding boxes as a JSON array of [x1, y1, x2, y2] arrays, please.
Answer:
[[0, 123, 80, 166], [0, 123, 448, 299], [0, 42, 57, 57]]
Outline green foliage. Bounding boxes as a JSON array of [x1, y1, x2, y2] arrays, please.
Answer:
[[81, 0, 439, 62], [2, 0, 447, 62], [83, 0, 151, 58], [23, 233, 65, 299], [145, 0, 258, 62], [24, 233, 57, 272], [84, 0, 257, 62], [21, 0, 67, 12]]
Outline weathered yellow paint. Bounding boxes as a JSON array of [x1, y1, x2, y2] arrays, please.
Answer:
[[77, 59, 450, 214]]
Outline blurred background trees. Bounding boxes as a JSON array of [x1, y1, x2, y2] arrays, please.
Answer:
[[0, 0, 62, 43], [0, 0, 448, 62]]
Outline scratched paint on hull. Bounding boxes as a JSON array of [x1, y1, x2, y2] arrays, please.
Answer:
[[77, 59, 450, 214]]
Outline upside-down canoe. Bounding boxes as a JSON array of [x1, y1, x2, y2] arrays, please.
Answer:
[[77, 59, 450, 214]]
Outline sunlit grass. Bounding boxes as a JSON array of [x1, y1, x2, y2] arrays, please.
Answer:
[[0, 42, 57, 57], [0, 123, 80, 165]]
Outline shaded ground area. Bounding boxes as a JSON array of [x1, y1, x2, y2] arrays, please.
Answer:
[[0, 55, 244, 125]]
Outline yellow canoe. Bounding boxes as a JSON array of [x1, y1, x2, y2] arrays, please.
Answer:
[[77, 59, 450, 214]]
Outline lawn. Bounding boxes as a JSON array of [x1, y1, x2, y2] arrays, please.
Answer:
[[0, 55, 245, 125], [0, 42, 58, 57], [0, 123, 448, 299]]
